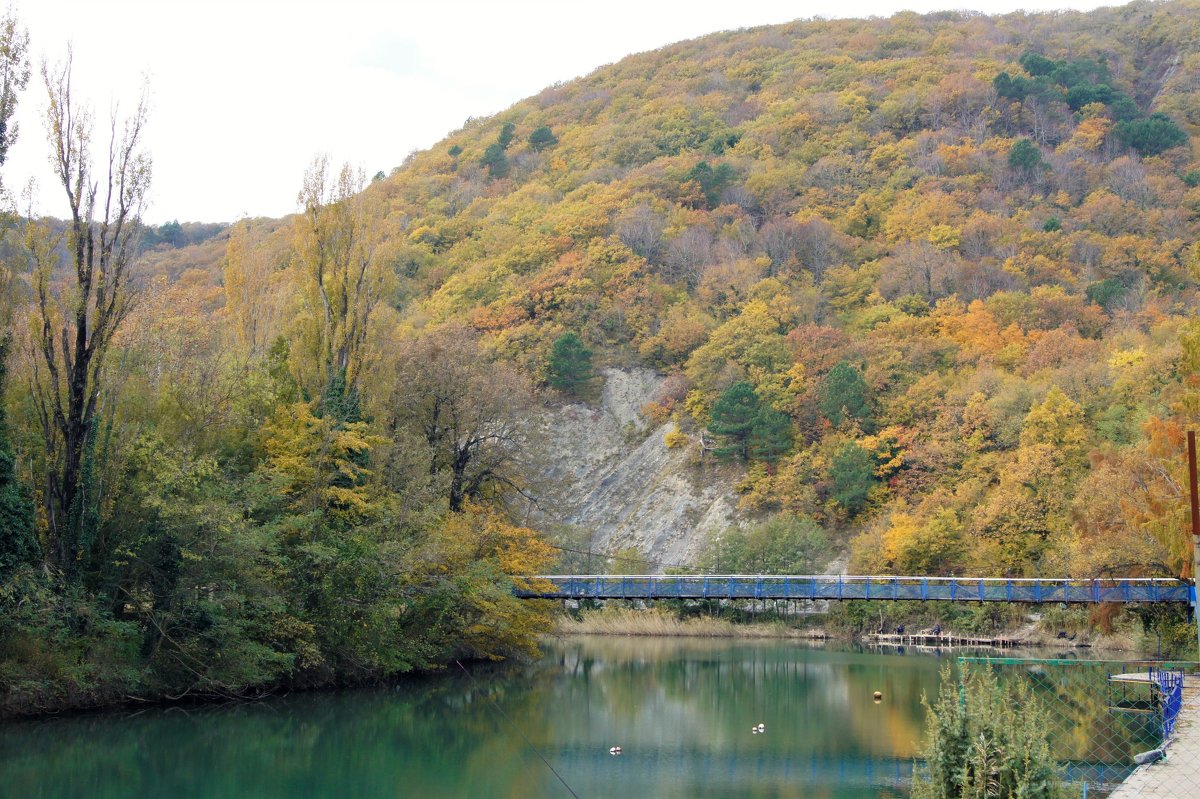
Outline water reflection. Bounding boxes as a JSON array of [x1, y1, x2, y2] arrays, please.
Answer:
[[0, 637, 1093, 799]]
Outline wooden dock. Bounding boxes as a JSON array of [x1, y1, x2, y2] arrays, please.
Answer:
[[866, 632, 1024, 648], [1108, 675, 1200, 798]]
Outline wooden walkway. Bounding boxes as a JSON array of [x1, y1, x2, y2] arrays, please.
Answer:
[[1109, 676, 1200, 798]]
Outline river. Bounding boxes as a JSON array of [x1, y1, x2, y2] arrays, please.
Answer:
[[0, 637, 1116, 798]]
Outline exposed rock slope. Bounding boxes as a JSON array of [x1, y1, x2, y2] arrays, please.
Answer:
[[530, 369, 738, 571]]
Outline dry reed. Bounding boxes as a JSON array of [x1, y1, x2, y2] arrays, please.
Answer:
[[555, 607, 826, 639]]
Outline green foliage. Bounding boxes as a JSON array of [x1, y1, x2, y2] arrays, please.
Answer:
[[447, 144, 462, 158], [1008, 138, 1044, 173], [707, 381, 794, 463], [708, 381, 759, 460], [828, 442, 875, 515], [684, 160, 735, 208], [748, 405, 794, 464], [1085, 277, 1126, 309], [0, 338, 36, 575], [818, 361, 872, 430], [480, 142, 510, 178], [913, 664, 1064, 799], [1018, 52, 1056, 78], [528, 126, 557, 151], [1041, 215, 1061, 232], [546, 331, 593, 396], [895, 294, 931, 316], [1132, 605, 1196, 658], [1115, 113, 1189, 156], [1000, 51, 1137, 123], [699, 513, 830, 574], [497, 121, 516, 149]]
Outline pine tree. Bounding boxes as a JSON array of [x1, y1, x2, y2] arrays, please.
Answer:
[[818, 361, 872, 429], [547, 332, 593, 396], [528, 126, 557, 151], [708, 382, 760, 460], [748, 406, 794, 464], [480, 142, 510, 179], [829, 442, 875, 515], [497, 121, 516, 149]]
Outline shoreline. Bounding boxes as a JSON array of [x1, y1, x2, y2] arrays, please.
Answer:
[[553, 608, 1157, 654], [0, 611, 1166, 721]]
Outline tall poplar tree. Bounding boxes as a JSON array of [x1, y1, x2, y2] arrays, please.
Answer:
[[292, 156, 384, 419], [30, 53, 150, 577]]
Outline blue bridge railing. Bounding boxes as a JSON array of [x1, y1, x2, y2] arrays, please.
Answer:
[[513, 575, 1193, 604]]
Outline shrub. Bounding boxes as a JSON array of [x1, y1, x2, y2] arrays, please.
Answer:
[[913, 664, 1064, 799]]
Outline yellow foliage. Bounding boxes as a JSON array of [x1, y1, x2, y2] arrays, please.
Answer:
[[860, 425, 907, 479], [261, 402, 379, 520], [1060, 114, 1111, 152], [684, 299, 792, 391], [1020, 386, 1088, 457], [926, 224, 960, 250], [1108, 347, 1147, 369]]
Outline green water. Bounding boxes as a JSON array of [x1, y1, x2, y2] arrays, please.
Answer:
[[0, 638, 960, 798]]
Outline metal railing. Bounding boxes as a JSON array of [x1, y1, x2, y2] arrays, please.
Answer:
[[514, 575, 1194, 603]]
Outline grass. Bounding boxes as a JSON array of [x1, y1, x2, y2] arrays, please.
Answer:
[[555, 606, 826, 639]]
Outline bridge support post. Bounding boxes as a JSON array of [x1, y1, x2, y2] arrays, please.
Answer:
[[1189, 431, 1200, 659]]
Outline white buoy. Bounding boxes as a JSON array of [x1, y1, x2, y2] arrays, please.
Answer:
[[757, 723, 765, 732], [751, 728, 758, 734], [609, 746, 622, 755]]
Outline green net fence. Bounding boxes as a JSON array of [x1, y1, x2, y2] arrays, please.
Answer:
[[954, 658, 1200, 799]]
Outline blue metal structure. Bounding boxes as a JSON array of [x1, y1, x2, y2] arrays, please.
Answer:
[[1154, 669, 1186, 740], [514, 575, 1193, 603]]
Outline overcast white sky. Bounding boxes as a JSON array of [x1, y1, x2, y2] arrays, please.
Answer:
[[7, 0, 1112, 224]]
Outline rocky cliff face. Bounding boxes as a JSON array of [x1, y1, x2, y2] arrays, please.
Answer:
[[528, 368, 739, 572]]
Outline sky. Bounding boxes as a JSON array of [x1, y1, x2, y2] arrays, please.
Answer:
[[6, 0, 1115, 224]]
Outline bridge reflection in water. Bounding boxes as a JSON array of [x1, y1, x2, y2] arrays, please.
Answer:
[[516, 575, 1194, 604]]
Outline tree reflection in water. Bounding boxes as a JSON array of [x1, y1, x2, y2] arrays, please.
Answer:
[[0, 640, 1133, 799]]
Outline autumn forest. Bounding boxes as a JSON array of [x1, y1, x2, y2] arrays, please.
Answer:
[[4, 1, 1200, 714]]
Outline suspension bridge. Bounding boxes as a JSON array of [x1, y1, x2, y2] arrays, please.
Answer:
[[514, 575, 1196, 605]]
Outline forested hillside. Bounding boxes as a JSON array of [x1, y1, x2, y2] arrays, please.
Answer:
[[327, 0, 1200, 582], [5, 1, 1200, 712]]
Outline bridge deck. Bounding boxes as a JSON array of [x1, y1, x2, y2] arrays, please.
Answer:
[[515, 575, 1194, 604]]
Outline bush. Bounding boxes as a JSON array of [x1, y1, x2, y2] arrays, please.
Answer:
[[913, 663, 1064, 799]]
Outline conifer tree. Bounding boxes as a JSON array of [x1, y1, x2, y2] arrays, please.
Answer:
[[708, 382, 760, 460], [480, 142, 510, 179], [528, 125, 557, 151], [818, 361, 872, 430], [748, 406, 793, 464], [829, 442, 875, 515], [547, 332, 593, 396]]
